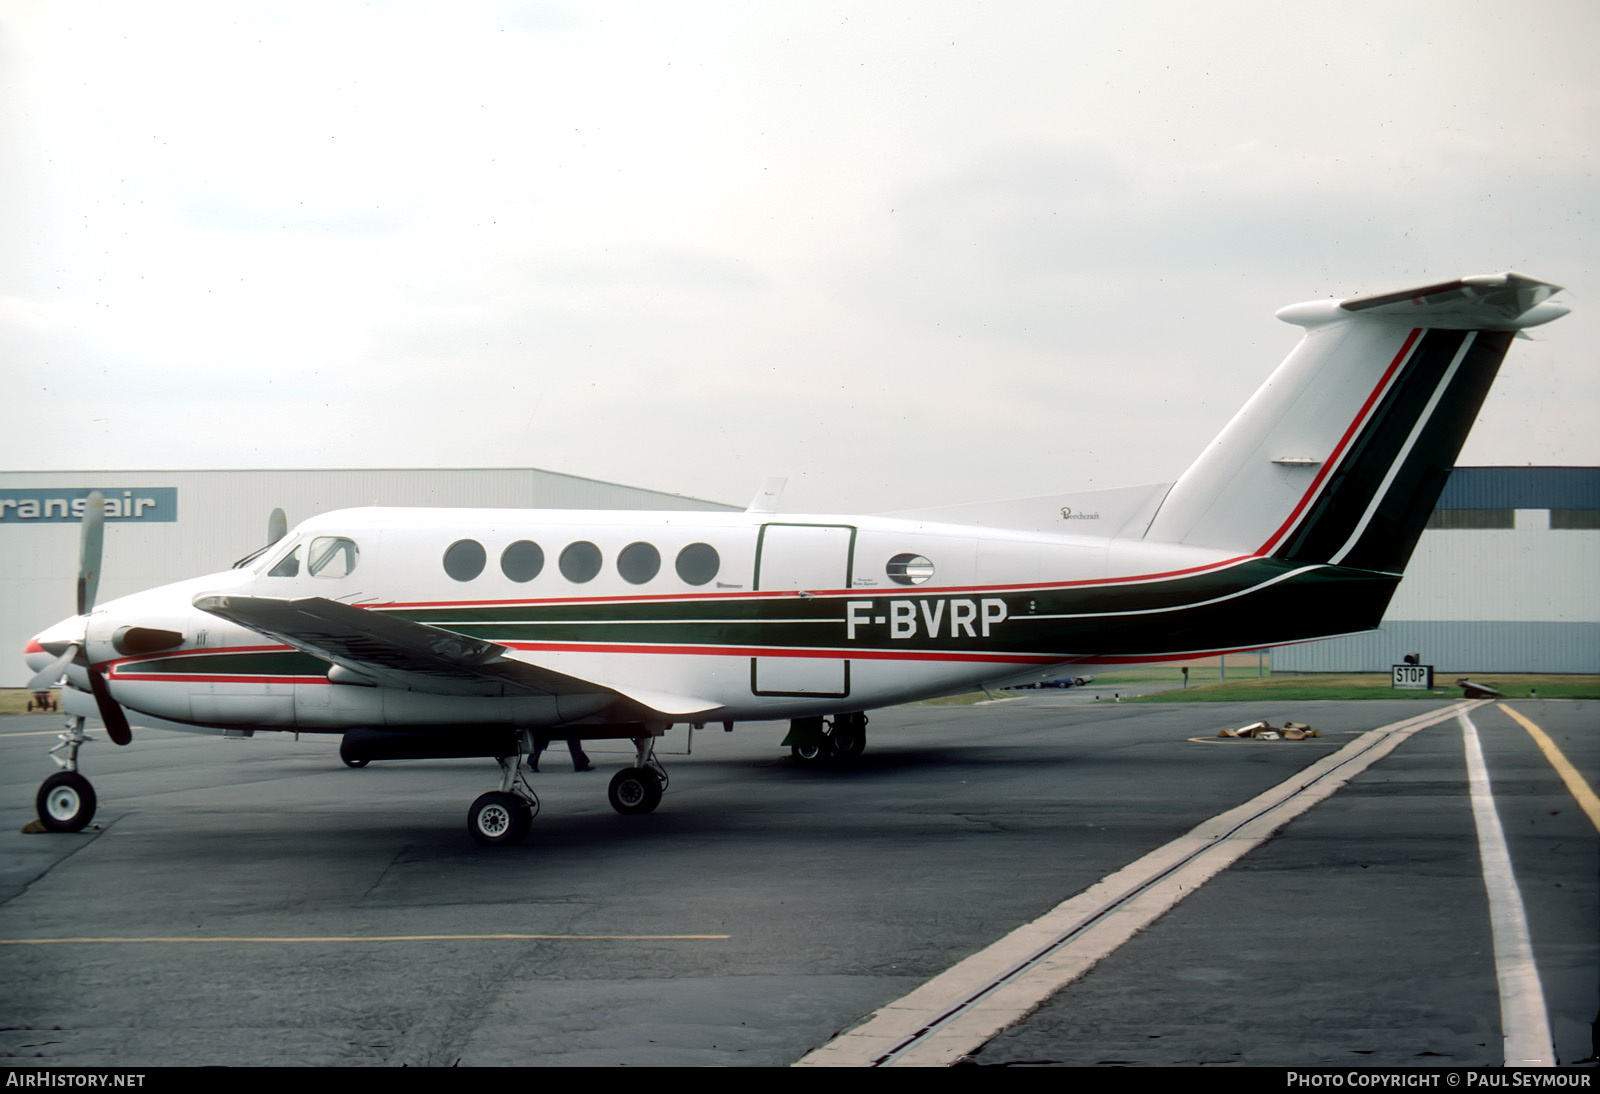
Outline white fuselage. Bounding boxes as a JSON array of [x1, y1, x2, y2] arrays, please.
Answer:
[[31, 505, 1243, 735]]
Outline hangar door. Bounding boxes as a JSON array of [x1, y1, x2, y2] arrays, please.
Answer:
[[751, 523, 855, 697]]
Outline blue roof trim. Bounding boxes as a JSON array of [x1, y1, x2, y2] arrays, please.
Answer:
[[1436, 467, 1600, 510]]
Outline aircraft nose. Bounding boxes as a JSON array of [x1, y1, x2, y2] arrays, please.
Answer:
[[24, 615, 90, 689], [28, 615, 88, 662]]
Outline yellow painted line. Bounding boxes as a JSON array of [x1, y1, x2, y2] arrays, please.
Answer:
[[1497, 703, 1600, 835], [0, 933, 730, 945]]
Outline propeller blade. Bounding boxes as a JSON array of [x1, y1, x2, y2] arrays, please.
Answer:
[[267, 508, 288, 546], [86, 664, 132, 746], [27, 644, 79, 691], [77, 491, 105, 615]]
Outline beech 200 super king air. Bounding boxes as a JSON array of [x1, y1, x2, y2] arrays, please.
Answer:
[[24, 272, 1569, 844]]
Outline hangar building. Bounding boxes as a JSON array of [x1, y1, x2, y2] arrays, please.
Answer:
[[1, 469, 737, 688], [6, 466, 1595, 688], [1273, 467, 1600, 674]]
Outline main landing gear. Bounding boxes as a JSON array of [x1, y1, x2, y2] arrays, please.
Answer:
[[608, 738, 669, 816], [785, 712, 868, 765], [466, 729, 671, 846], [467, 729, 541, 846], [34, 718, 97, 833]]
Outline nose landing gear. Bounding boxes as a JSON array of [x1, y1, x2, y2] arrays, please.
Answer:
[[34, 718, 97, 833]]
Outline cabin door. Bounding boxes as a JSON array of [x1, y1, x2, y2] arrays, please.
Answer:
[[750, 523, 855, 697]]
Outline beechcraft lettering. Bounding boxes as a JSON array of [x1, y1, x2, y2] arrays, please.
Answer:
[[847, 598, 1008, 640], [22, 272, 1570, 844]]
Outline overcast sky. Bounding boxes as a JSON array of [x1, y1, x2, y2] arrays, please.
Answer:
[[3, 1, 1595, 514]]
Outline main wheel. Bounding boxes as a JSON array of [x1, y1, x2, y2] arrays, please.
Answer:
[[608, 767, 663, 815], [790, 739, 833, 764], [467, 791, 532, 845], [829, 715, 866, 760], [37, 772, 97, 833]]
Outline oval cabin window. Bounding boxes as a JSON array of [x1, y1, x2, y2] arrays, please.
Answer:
[[618, 542, 661, 585], [560, 541, 603, 583], [500, 540, 544, 583], [675, 543, 720, 586], [443, 539, 487, 582]]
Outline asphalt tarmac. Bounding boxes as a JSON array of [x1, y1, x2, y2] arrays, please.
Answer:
[[1, 693, 1594, 1068]]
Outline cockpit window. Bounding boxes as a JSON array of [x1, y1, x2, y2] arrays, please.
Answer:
[[267, 545, 301, 577], [307, 536, 359, 578]]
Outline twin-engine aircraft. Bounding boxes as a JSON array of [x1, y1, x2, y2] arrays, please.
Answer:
[[24, 273, 1568, 844]]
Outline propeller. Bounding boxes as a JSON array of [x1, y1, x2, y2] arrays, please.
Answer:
[[30, 492, 133, 745]]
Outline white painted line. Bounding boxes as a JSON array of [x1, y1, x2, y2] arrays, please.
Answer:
[[794, 701, 1480, 1067], [1457, 709, 1556, 1067]]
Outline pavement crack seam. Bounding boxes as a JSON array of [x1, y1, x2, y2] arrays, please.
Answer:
[[793, 701, 1482, 1067]]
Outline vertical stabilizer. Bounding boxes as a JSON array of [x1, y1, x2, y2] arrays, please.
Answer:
[[1142, 273, 1566, 572]]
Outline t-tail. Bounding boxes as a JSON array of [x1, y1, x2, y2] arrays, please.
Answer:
[[1142, 272, 1567, 574]]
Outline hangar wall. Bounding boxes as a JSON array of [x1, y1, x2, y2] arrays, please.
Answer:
[[1273, 467, 1600, 674], [1, 469, 737, 688]]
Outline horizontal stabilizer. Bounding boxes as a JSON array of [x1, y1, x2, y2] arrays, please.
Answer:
[[1146, 272, 1569, 574], [1278, 271, 1567, 331]]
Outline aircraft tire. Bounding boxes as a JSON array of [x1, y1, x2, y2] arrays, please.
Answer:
[[37, 772, 97, 833], [829, 716, 866, 760], [467, 791, 532, 846], [608, 767, 663, 815], [790, 740, 832, 764]]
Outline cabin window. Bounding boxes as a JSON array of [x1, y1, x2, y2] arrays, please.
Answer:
[[560, 541, 603, 583], [501, 540, 545, 582], [887, 553, 934, 586], [308, 537, 359, 578], [443, 539, 487, 581], [675, 542, 719, 586], [617, 542, 661, 585], [267, 545, 301, 577]]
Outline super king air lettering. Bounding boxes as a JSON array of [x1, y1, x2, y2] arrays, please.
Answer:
[[847, 597, 1009, 641]]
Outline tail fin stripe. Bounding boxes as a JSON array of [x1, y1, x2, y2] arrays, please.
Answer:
[[1256, 327, 1423, 556], [1327, 332, 1478, 566], [1277, 328, 1475, 563]]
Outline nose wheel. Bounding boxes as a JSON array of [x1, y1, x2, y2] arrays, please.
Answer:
[[36, 771, 97, 833], [34, 718, 98, 833]]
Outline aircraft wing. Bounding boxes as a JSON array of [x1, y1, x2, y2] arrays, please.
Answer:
[[192, 593, 725, 716], [193, 593, 606, 697]]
